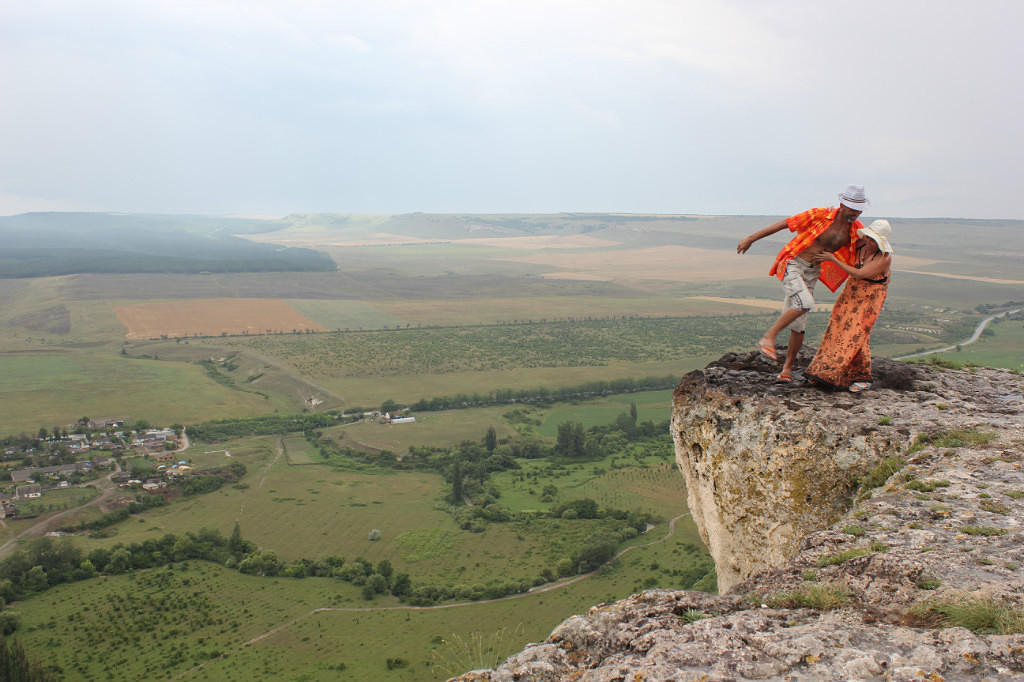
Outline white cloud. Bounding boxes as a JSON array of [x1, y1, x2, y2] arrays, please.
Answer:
[[1, 0, 1022, 217]]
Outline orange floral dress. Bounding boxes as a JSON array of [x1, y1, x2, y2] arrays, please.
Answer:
[[805, 251, 889, 389]]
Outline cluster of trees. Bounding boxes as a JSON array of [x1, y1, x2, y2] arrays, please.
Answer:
[[0, 634, 57, 682], [0, 525, 417, 613], [406, 375, 679, 412], [186, 413, 339, 442], [555, 408, 667, 461]]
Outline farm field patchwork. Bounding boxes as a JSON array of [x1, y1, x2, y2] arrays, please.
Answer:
[[218, 315, 792, 380], [114, 298, 327, 339], [3, 212, 1023, 682]]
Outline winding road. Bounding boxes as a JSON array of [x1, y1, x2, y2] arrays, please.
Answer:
[[892, 308, 1021, 361]]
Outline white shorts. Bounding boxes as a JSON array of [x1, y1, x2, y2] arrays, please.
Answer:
[[781, 257, 819, 333]]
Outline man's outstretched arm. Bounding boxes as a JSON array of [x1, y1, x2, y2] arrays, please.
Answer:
[[737, 218, 789, 254]]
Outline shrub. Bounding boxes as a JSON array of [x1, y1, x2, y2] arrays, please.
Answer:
[[905, 479, 950, 492], [979, 500, 1011, 515], [767, 583, 850, 610], [911, 428, 996, 454], [912, 598, 1024, 635], [572, 532, 619, 573], [860, 457, 906, 492], [678, 609, 705, 624], [816, 548, 870, 568], [960, 525, 1008, 536]]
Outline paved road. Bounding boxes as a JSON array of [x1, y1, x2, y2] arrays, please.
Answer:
[[892, 308, 1021, 361]]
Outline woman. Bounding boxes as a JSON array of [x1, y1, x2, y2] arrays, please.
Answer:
[[804, 219, 893, 392]]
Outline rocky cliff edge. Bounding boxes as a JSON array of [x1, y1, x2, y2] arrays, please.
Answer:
[[451, 354, 1024, 681]]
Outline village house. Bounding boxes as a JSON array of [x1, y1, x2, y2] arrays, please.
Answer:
[[90, 418, 129, 429], [10, 461, 90, 483], [15, 484, 42, 500]]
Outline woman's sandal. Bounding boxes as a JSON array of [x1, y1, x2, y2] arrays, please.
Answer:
[[849, 382, 871, 393], [776, 371, 792, 383]]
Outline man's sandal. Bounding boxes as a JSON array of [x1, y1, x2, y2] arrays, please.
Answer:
[[776, 371, 792, 383], [757, 340, 778, 362]]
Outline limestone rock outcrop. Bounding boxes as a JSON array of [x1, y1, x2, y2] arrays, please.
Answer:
[[450, 354, 1024, 681], [672, 352, 909, 592]]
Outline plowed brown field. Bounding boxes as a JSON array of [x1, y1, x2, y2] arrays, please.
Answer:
[[114, 298, 326, 339]]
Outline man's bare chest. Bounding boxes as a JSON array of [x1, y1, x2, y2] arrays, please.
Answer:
[[812, 221, 849, 252]]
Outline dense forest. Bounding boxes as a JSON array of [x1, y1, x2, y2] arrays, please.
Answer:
[[0, 213, 335, 277]]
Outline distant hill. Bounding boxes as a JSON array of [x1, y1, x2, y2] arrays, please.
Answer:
[[0, 213, 336, 277]]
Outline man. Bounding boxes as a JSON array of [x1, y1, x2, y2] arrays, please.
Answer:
[[736, 185, 870, 382]]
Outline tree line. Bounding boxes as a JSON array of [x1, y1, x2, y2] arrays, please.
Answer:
[[406, 375, 679, 412], [186, 413, 339, 442]]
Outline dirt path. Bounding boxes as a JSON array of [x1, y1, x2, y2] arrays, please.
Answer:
[[172, 511, 692, 680], [0, 466, 120, 560], [235, 436, 285, 522]]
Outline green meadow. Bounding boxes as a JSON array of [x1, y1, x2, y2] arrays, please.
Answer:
[[10, 412, 706, 682], [0, 353, 277, 435]]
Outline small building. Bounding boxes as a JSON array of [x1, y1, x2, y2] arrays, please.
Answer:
[[15, 484, 41, 500]]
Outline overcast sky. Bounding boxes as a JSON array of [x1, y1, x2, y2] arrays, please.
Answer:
[[2, 1, 1021, 219]]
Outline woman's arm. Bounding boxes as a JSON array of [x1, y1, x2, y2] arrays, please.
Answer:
[[818, 251, 892, 279]]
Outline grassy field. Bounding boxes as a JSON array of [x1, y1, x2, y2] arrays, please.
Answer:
[[15, 521, 710, 682], [534, 390, 673, 437], [11, 409, 708, 682], [0, 352, 275, 435], [338, 406, 519, 451], [13, 485, 101, 516]]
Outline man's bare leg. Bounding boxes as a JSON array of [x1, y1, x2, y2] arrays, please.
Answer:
[[781, 329, 804, 376], [759, 308, 804, 356]]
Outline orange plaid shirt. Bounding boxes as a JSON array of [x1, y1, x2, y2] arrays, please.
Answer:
[[769, 207, 862, 292]]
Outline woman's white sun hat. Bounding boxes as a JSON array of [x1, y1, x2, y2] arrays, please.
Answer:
[[838, 184, 871, 212], [858, 219, 893, 254]]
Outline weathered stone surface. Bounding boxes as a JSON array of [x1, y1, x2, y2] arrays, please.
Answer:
[[449, 356, 1024, 682], [672, 351, 914, 592]]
